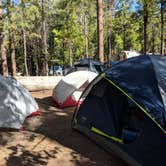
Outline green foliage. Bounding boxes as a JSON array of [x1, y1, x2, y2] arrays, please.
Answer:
[[1, 0, 165, 75], [52, 0, 97, 65]]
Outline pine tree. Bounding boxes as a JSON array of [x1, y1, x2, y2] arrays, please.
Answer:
[[7, 0, 16, 76], [0, 0, 8, 76], [97, 0, 104, 63]]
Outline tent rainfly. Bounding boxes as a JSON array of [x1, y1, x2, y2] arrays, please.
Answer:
[[0, 76, 40, 129], [64, 58, 105, 75], [72, 55, 166, 166], [52, 71, 97, 108]]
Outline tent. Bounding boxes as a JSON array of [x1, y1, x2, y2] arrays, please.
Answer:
[[0, 76, 40, 129], [72, 55, 166, 166], [74, 58, 105, 73], [52, 71, 97, 108], [64, 58, 105, 75]]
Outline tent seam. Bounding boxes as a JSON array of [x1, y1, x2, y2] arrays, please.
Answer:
[[102, 73, 166, 135]]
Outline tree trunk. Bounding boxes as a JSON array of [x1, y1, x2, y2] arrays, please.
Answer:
[[160, 0, 164, 56], [0, 0, 8, 76], [69, 45, 72, 67], [7, 0, 16, 77], [21, 0, 28, 76], [10, 34, 16, 76], [23, 29, 29, 76], [123, 25, 126, 50], [97, 0, 104, 63], [1, 39, 8, 76], [106, 0, 114, 65], [36, 38, 40, 76], [143, 2, 148, 55], [41, 0, 48, 76], [84, 14, 89, 58], [107, 32, 111, 65], [152, 25, 155, 54]]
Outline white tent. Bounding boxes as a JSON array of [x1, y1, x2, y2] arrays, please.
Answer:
[[0, 76, 39, 129], [52, 71, 97, 108]]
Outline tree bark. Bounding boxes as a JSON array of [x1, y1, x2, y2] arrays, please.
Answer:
[[41, 0, 48, 76], [0, 0, 8, 76], [152, 25, 155, 54], [97, 0, 104, 63], [106, 0, 114, 65], [143, 1, 148, 55], [69, 45, 72, 67], [23, 29, 29, 76], [10, 34, 16, 76], [123, 25, 126, 50], [1, 39, 8, 76], [107, 32, 111, 65], [20, 0, 28, 76], [84, 14, 89, 58], [7, 0, 16, 77], [160, 0, 164, 56], [107, 0, 113, 63]]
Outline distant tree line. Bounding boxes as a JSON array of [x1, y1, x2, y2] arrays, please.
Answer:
[[0, 0, 165, 76]]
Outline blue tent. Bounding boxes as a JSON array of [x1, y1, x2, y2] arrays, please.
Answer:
[[74, 58, 104, 74], [72, 55, 166, 166], [64, 58, 104, 75]]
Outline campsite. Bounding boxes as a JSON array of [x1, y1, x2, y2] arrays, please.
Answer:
[[1, 0, 166, 165], [0, 55, 165, 166]]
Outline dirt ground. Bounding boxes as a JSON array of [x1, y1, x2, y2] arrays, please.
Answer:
[[0, 90, 126, 166]]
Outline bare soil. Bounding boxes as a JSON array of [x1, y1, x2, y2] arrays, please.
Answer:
[[0, 90, 126, 166]]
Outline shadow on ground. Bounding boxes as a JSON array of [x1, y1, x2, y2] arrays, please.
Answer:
[[0, 94, 127, 166], [6, 144, 58, 166], [26, 96, 127, 166]]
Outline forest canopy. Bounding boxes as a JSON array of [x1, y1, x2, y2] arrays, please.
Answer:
[[0, 0, 166, 76]]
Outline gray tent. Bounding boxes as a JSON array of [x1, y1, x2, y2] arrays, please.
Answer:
[[0, 76, 39, 129]]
